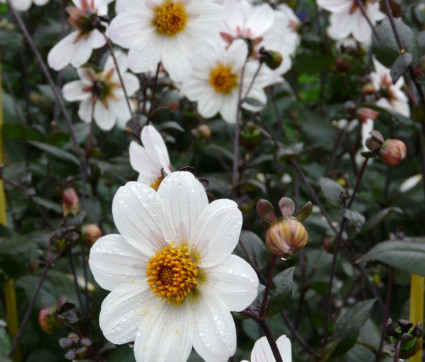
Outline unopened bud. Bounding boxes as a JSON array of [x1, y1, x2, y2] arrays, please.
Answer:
[[39, 306, 64, 334], [81, 224, 102, 246], [240, 123, 261, 150], [266, 218, 308, 258], [380, 139, 407, 166], [196, 124, 212, 140], [357, 107, 378, 122], [62, 188, 79, 217], [256, 199, 277, 224], [335, 56, 352, 72], [362, 83, 376, 94], [259, 47, 283, 70], [412, 322, 423, 338], [366, 130, 384, 151]]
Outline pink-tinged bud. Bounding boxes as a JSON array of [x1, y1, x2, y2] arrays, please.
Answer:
[[81, 224, 102, 246], [62, 188, 79, 217], [357, 107, 378, 123], [362, 83, 376, 95], [38, 306, 64, 334], [380, 139, 407, 166], [266, 218, 308, 258]]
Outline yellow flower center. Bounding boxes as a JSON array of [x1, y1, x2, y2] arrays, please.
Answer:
[[209, 65, 239, 94], [146, 244, 198, 304], [150, 176, 163, 190], [154, 1, 188, 37]]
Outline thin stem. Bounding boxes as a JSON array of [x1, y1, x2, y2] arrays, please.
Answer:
[[259, 255, 277, 318], [377, 268, 394, 361], [325, 126, 348, 176], [240, 62, 262, 104], [323, 157, 370, 344], [104, 35, 139, 134], [258, 320, 283, 362], [147, 62, 161, 120], [393, 340, 401, 362], [280, 310, 321, 360], [8, 248, 66, 357], [354, 0, 381, 41], [81, 244, 90, 330], [68, 250, 86, 326]]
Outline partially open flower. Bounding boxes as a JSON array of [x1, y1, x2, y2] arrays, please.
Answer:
[[38, 306, 64, 334], [380, 139, 407, 166], [62, 188, 79, 217], [266, 218, 308, 258]]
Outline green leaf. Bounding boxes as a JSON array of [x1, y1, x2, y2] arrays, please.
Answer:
[[373, 18, 419, 68], [2, 123, 42, 141], [390, 52, 413, 84], [205, 144, 233, 162], [320, 177, 344, 208], [324, 299, 376, 360], [343, 209, 365, 232], [236, 231, 268, 269], [358, 238, 425, 276], [362, 207, 403, 232], [27, 141, 80, 166], [266, 267, 294, 316], [0, 326, 11, 356], [32, 196, 62, 214]]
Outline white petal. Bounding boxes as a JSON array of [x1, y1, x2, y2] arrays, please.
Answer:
[[78, 98, 94, 123], [99, 281, 152, 345], [250, 335, 292, 362], [94, 102, 116, 131], [129, 141, 161, 177], [70, 37, 94, 68], [112, 181, 166, 256], [161, 37, 192, 82], [62, 80, 88, 102], [9, 0, 31, 11], [122, 72, 140, 95], [134, 301, 194, 362], [141, 125, 171, 171], [110, 13, 149, 49], [48, 32, 79, 71], [192, 288, 236, 362], [189, 199, 242, 267], [400, 174, 422, 193], [155, 171, 209, 245], [127, 32, 163, 74], [201, 255, 258, 311], [89, 234, 147, 291], [220, 92, 239, 123], [245, 4, 274, 36]]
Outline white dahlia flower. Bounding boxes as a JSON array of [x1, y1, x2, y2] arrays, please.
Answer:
[[110, 0, 224, 82], [48, 0, 111, 71], [370, 57, 410, 118], [242, 335, 292, 362], [2, 0, 49, 12], [89, 171, 259, 361], [317, 0, 385, 44], [62, 51, 140, 131], [180, 39, 273, 123], [219, 0, 297, 76], [129, 125, 172, 189]]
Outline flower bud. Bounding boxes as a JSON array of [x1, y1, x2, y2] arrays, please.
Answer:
[[196, 124, 212, 140], [366, 130, 384, 151], [362, 83, 376, 94], [62, 188, 79, 217], [266, 218, 308, 258], [38, 306, 64, 334], [380, 139, 407, 166], [335, 56, 352, 73], [240, 123, 261, 150], [81, 224, 102, 246], [259, 47, 283, 70]]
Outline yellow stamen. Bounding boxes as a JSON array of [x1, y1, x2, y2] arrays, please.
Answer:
[[146, 244, 198, 305], [209, 65, 238, 94], [150, 176, 164, 190], [154, 1, 188, 37]]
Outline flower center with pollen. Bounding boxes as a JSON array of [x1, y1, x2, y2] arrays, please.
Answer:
[[209, 65, 239, 94], [154, 1, 188, 37], [146, 244, 198, 304]]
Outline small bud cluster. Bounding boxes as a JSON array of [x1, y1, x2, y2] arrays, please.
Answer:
[[365, 130, 407, 166], [384, 319, 423, 359], [257, 197, 312, 258], [59, 332, 92, 360], [38, 297, 80, 334]]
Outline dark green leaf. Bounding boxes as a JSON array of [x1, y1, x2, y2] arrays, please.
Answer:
[[28, 141, 80, 166], [266, 267, 294, 316], [343, 209, 365, 232], [2, 123, 42, 141], [358, 238, 425, 276], [362, 207, 403, 232], [320, 177, 344, 208], [390, 52, 412, 84], [236, 231, 268, 269]]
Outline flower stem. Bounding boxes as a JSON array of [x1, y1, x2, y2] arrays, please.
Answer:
[[259, 255, 277, 318], [258, 320, 283, 362]]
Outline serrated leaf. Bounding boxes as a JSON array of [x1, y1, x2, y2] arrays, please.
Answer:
[[266, 267, 294, 316], [362, 207, 403, 232], [358, 239, 425, 276], [343, 209, 365, 232], [27, 141, 80, 166], [320, 177, 344, 208]]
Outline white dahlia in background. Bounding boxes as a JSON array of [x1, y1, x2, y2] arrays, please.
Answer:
[[181, 39, 273, 123], [242, 335, 292, 362], [129, 125, 172, 189], [317, 0, 385, 44], [2, 0, 49, 12], [89, 171, 259, 362], [219, 0, 298, 76], [48, 0, 111, 71], [62, 51, 140, 131], [370, 57, 410, 117], [110, 0, 224, 82]]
